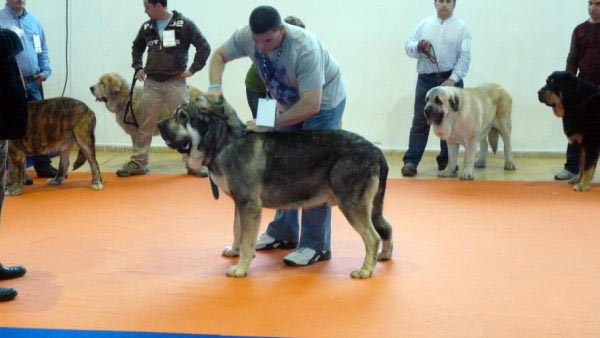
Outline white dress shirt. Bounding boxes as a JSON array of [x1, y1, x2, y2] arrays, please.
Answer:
[[405, 15, 471, 83]]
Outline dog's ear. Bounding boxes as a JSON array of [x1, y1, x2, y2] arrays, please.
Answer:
[[449, 94, 460, 112], [107, 76, 122, 94]]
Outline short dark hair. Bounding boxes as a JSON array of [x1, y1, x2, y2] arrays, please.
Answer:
[[148, 0, 167, 7], [249, 6, 282, 34]]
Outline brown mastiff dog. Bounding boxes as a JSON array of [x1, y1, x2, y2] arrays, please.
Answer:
[[6, 97, 104, 196]]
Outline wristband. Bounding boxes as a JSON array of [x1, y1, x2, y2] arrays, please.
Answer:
[[208, 83, 222, 90]]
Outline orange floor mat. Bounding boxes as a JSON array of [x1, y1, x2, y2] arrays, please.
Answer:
[[1, 173, 599, 337]]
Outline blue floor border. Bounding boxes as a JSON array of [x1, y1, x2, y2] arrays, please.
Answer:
[[0, 327, 256, 338]]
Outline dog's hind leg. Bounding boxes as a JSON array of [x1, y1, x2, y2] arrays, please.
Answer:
[[73, 125, 104, 191], [47, 149, 70, 185], [498, 123, 516, 170], [372, 159, 393, 261], [226, 200, 261, 278], [338, 177, 381, 279], [222, 206, 241, 257]]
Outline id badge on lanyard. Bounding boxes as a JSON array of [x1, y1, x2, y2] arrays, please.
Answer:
[[256, 97, 277, 127], [33, 34, 42, 53], [162, 30, 176, 48]]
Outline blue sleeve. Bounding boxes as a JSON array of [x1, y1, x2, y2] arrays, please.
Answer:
[[37, 20, 51, 79]]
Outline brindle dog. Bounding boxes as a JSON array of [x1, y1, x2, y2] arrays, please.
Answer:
[[157, 97, 393, 279], [6, 97, 104, 196]]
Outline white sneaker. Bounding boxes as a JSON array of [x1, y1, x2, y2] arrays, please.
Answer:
[[283, 247, 331, 266], [554, 169, 577, 181], [255, 233, 297, 251]]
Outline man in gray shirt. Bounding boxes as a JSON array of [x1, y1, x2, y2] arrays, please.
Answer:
[[208, 6, 346, 266]]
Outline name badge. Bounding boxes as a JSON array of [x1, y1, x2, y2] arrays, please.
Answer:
[[33, 34, 42, 53], [162, 30, 176, 48], [256, 98, 277, 127]]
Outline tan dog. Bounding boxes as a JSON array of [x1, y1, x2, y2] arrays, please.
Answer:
[[89, 73, 204, 136], [424, 84, 515, 180]]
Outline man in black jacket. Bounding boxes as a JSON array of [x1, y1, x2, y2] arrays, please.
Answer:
[[0, 27, 28, 302], [118, 0, 211, 177]]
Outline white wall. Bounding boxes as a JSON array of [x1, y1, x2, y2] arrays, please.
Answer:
[[25, 0, 583, 152]]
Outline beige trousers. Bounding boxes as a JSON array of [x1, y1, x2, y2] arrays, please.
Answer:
[[130, 78, 189, 167]]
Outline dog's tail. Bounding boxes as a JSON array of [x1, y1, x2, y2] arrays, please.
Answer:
[[72, 149, 86, 170], [371, 153, 392, 243], [488, 128, 499, 154]]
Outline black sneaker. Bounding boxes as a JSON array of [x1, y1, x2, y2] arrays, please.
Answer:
[[0, 288, 17, 302], [35, 165, 58, 178], [23, 174, 33, 185], [401, 163, 417, 177]]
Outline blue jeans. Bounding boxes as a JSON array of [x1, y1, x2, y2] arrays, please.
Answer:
[[265, 99, 346, 252], [25, 81, 53, 172], [403, 73, 463, 168]]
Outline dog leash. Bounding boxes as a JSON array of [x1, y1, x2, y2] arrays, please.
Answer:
[[123, 70, 140, 128], [423, 45, 443, 84]]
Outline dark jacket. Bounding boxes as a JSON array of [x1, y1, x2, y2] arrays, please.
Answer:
[[131, 11, 211, 81], [0, 28, 27, 140]]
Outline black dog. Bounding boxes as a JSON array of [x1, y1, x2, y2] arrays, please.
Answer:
[[538, 71, 600, 191]]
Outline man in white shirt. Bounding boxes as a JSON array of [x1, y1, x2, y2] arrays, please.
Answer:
[[401, 0, 472, 177]]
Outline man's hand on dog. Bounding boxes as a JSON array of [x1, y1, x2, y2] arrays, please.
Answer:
[[246, 120, 274, 133]]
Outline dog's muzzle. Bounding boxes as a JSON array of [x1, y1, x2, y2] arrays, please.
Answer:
[[537, 87, 554, 107], [157, 120, 191, 154], [424, 104, 444, 126]]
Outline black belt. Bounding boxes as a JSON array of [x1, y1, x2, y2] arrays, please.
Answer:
[[23, 75, 37, 82], [420, 70, 453, 78]]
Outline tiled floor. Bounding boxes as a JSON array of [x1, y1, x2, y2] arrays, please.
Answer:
[[67, 148, 573, 182]]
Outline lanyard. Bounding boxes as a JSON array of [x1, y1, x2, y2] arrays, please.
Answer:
[[259, 42, 284, 99]]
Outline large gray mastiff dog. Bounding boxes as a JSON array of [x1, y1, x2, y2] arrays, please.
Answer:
[[157, 97, 393, 279], [424, 83, 516, 180]]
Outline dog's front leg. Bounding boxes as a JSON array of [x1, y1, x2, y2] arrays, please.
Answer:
[[574, 147, 597, 192], [222, 205, 241, 257], [226, 200, 261, 278], [460, 140, 477, 180], [438, 143, 459, 178], [5, 149, 25, 196]]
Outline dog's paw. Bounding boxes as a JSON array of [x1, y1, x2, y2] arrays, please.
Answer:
[[459, 172, 474, 180], [221, 246, 240, 257], [91, 182, 104, 190], [377, 251, 392, 261], [504, 161, 516, 170], [474, 159, 486, 168], [573, 183, 590, 192], [47, 177, 63, 185], [5, 187, 22, 196], [226, 265, 248, 278], [350, 267, 374, 279], [437, 170, 457, 178]]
